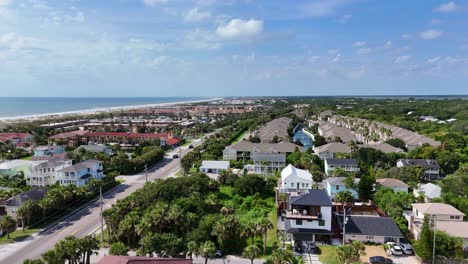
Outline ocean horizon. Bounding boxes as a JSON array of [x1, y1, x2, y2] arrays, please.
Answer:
[[0, 97, 211, 119]]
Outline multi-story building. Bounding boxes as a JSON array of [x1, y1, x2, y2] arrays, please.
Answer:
[[27, 159, 73, 187], [396, 159, 440, 180], [57, 160, 104, 186], [33, 146, 65, 157], [324, 158, 360, 176], [280, 164, 313, 192], [325, 177, 359, 199]]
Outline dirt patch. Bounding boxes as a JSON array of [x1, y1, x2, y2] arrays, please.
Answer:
[[360, 245, 387, 262]]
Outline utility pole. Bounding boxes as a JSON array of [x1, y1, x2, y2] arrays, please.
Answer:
[[100, 186, 104, 244], [342, 205, 347, 245], [145, 164, 148, 183], [432, 216, 437, 264]]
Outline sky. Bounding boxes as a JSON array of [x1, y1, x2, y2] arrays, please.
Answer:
[[0, 0, 467, 97]]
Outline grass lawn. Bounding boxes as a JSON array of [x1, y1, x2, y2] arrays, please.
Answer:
[[21, 156, 32, 160], [264, 203, 278, 256], [0, 228, 40, 244], [229, 129, 248, 144], [181, 140, 193, 147], [96, 229, 110, 247], [318, 245, 341, 264]]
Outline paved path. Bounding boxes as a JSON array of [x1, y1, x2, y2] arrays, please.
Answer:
[[0, 139, 205, 264]]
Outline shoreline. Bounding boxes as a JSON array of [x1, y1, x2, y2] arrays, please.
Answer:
[[0, 97, 222, 123]]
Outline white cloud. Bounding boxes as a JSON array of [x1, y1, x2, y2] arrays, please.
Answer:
[[394, 55, 411, 63], [357, 47, 371, 54], [427, 57, 441, 64], [353, 41, 366, 47], [150, 56, 171, 68], [384, 41, 392, 49], [420, 29, 443, 40], [184, 29, 220, 49], [65, 12, 85, 23], [184, 8, 211, 22], [434, 2, 457, 13], [401, 34, 411, 39], [143, 0, 168, 6], [328, 49, 339, 55], [308, 56, 320, 63], [216, 19, 263, 40], [0, 0, 12, 6], [332, 53, 341, 62]]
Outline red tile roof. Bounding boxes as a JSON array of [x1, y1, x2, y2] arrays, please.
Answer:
[[0, 133, 32, 141], [97, 256, 193, 264], [166, 138, 181, 145], [49, 130, 88, 139], [84, 132, 168, 139]]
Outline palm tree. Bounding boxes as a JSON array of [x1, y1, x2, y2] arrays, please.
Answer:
[[17, 200, 36, 231], [255, 218, 273, 254], [199, 241, 216, 264], [109, 242, 129, 256], [187, 241, 198, 259], [335, 191, 354, 206], [78, 235, 99, 264], [41, 249, 62, 264], [23, 259, 45, 264], [54, 236, 81, 264], [0, 215, 17, 239], [242, 245, 262, 264]]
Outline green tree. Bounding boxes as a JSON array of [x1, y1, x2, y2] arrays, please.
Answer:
[[78, 235, 99, 264], [357, 172, 375, 201], [41, 249, 63, 264], [335, 190, 354, 205], [17, 200, 37, 231], [242, 245, 262, 264], [199, 241, 216, 264], [109, 242, 129, 256], [415, 216, 433, 260], [0, 215, 17, 239], [23, 260, 45, 264], [187, 241, 198, 259]]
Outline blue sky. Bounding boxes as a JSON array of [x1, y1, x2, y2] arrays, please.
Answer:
[[0, 0, 467, 97]]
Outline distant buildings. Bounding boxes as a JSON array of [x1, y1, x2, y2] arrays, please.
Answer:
[[0, 133, 34, 147], [33, 145, 65, 157], [257, 117, 292, 142], [357, 143, 404, 153], [313, 142, 351, 159], [280, 164, 313, 192], [396, 159, 440, 180], [76, 144, 113, 156], [324, 158, 360, 176]]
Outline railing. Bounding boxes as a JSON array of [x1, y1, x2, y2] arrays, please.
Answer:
[[286, 211, 321, 219]]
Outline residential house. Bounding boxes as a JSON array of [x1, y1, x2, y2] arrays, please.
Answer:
[[199, 161, 230, 174], [413, 183, 441, 202], [0, 160, 42, 177], [76, 144, 113, 156], [341, 216, 404, 244], [48, 130, 88, 146], [0, 187, 47, 219], [324, 158, 360, 176], [33, 145, 65, 157], [358, 143, 404, 153], [0, 133, 34, 147], [406, 203, 465, 239], [375, 178, 409, 193], [27, 159, 73, 187], [57, 160, 104, 186], [317, 122, 358, 143], [284, 189, 333, 242], [318, 110, 334, 121], [97, 256, 193, 264], [435, 221, 468, 250], [223, 141, 300, 174], [313, 142, 351, 159], [396, 159, 440, 180], [325, 177, 359, 199], [280, 164, 313, 192]]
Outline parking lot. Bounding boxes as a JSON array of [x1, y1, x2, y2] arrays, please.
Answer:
[[360, 245, 421, 264]]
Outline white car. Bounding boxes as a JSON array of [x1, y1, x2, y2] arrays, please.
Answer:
[[386, 242, 403, 256]]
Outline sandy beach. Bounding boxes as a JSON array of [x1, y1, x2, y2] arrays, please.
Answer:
[[0, 97, 222, 123]]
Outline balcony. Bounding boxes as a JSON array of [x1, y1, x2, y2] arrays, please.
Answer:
[[286, 210, 322, 220]]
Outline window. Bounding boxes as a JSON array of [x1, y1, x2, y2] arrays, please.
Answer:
[[335, 185, 340, 190], [455, 216, 460, 219], [319, 220, 325, 226], [366, 236, 374, 240], [450, 216, 455, 219], [302, 183, 305, 187], [296, 219, 303, 225], [307, 220, 312, 222], [305, 183, 308, 188], [291, 183, 294, 187]]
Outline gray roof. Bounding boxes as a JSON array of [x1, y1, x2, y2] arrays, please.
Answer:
[[314, 142, 351, 154], [284, 219, 333, 235], [397, 159, 440, 169], [3, 188, 47, 207], [290, 189, 333, 206], [226, 140, 301, 153], [326, 176, 359, 186], [358, 143, 404, 153], [376, 178, 409, 188], [77, 144, 109, 152], [258, 117, 292, 141], [345, 216, 404, 238], [58, 160, 102, 173], [325, 158, 358, 166], [33, 158, 68, 169]]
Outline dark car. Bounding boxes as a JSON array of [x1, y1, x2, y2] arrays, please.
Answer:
[[306, 241, 316, 254], [294, 241, 303, 253], [369, 256, 393, 264], [215, 250, 222, 258], [172, 154, 179, 158], [188, 144, 194, 149]]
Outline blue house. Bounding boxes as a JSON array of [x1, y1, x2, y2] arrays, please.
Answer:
[[325, 177, 359, 199]]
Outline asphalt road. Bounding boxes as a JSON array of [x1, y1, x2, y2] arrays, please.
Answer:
[[0, 141, 201, 264]]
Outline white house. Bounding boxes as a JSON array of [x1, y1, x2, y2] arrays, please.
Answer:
[[375, 178, 409, 193], [57, 160, 104, 186], [284, 189, 333, 242], [413, 183, 441, 202], [280, 164, 313, 192], [200, 160, 230, 174], [27, 159, 73, 187], [324, 158, 359, 176], [76, 144, 113, 156]]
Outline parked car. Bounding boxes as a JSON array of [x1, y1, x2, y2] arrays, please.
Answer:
[[398, 243, 414, 255], [386, 242, 403, 256], [294, 240, 303, 253], [188, 144, 194, 149], [172, 154, 179, 158], [306, 241, 316, 254], [215, 250, 222, 258], [369, 256, 393, 264]]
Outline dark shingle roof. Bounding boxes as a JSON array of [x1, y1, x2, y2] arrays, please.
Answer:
[[97, 256, 193, 264], [325, 158, 358, 166], [344, 216, 404, 238], [290, 189, 332, 206], [3, 188, 47, 207], [397, 159, 440, 169], [284, 219, 333, 234]]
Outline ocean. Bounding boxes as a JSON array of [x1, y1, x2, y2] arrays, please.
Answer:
[[0, 97, 211, 119]]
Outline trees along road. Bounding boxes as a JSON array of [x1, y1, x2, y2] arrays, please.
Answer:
[[0, 138, 206, 264]]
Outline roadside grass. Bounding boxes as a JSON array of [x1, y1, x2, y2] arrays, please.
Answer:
[[96, 229, 110, 248], [181, 140, 192, 147], [21, 156, 32, 160], [264, 202, 278, 256], [318, 245, 341, 264], [0, 228, 40, 244], [228, 128, 248, 145]]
